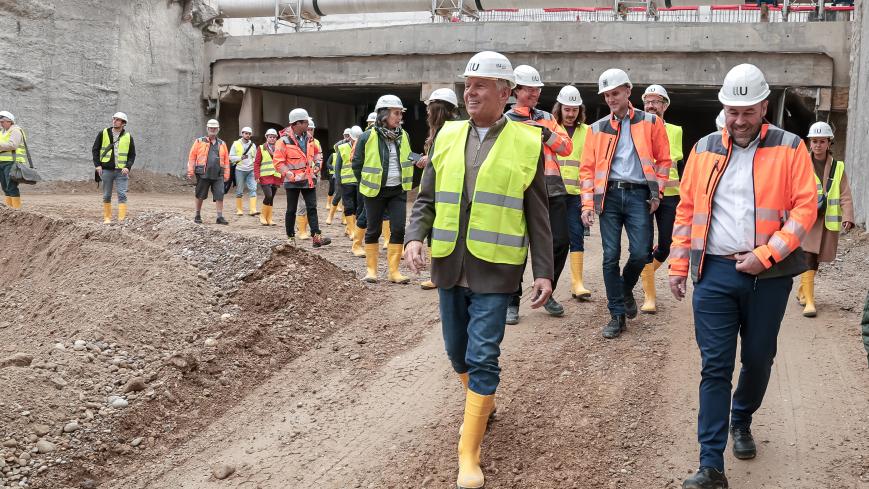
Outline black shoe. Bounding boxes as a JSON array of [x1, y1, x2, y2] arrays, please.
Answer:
[[543, 297, 565, 317], [682, 467, 728, 489], [731, 425, 757, 460], [602, 315, 626, 339], [624, 291, 638, 319], [505, 305, 519, 325], [216, 216, 229, 225], [193, 215, 202, 224]]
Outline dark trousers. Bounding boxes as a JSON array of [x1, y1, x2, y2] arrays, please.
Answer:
[[692, 255, 792, 471], [332, 180, 343, 206], [285, 187, 319, 237], [0, 163, 21, 197], [510, 194, 569, 307], [341, 183, 359, 216], [327, 177, 336, 197], [362, 185, 405, 245], [223, 163, 237, 193], [565, 194, 585, 252], [599, 186, 652, 316], [651, 195, 679, 263], [261, 184, 278, 206]]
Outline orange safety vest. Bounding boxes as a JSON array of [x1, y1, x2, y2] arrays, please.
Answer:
[[274, 129, 318, 187], [579, 105, 672, 213], [506, 106, 572, 194], [187, 137, 230, 181], [669, 124, 817, 282]]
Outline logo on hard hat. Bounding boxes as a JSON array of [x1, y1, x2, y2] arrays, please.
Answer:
[[733, 86, 748, 96], [469, 63, 480, 71], [602, 80, 609, 88]]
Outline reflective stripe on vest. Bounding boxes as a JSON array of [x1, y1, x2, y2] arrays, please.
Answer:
[[359, 130, 412, 197], [558, 123, 588, 195], [338, 142, 357, 185], [0, 127, 26, 165], [817, 160, 845, 232], [100, 129, 131, 168], [663, 123, 683, 196], [430, 120, 540, 265], [259, 144, 280, 178]]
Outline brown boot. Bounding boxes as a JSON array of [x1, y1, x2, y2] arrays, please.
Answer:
[[312, 233, 332, 248]]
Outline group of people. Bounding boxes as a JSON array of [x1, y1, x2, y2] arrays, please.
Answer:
[[0, 50, 860, 489]]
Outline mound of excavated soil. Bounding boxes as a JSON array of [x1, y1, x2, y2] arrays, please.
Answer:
[[0, 207, 369, 488], [31, 171, 191, 195]]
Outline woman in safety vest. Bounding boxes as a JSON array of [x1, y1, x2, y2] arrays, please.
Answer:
[[254, 128, 281, 226], [352, 94, 419, 284], [797, 121, 854, 317]]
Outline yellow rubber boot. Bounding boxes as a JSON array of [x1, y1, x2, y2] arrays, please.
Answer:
[[102, 203, 112, 223], [10, 197, 20, 209], [363, 243, 379, 283], [350, 217, 366, 257], [569, 251, 592, 300], [3, 196, 11, 207], [249, 197, 259, 216], [297, 215, 311, 240], [802, 270, 817, 317], [267, 205, 276, 226], [260, 205, 270, 226], [456, 391, 495, 489], [387, 243, 409, 284], [337, 203, 344, 213], [118, 203, 127, 222], [640, 262, 658, 314], [382, 220, 391, 250], [326, 205, 337, 225], [420, 246, 436, 289], [459, 372, 469, 391], [342, 214, 347, 225], [326, 199, 332, 212], [235, 197, 244, 216], [795, 274, 807, 306]]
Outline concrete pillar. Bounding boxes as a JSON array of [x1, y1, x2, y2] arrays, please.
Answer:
[[845, 3, 868, 225]]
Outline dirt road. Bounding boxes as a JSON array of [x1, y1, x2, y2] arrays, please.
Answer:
[[12, 188, 869, 488]]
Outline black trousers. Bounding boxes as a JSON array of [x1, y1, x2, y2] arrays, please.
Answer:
[[223, 164, 237, 193], [363, 185, 406, 245], [511, 194, 569, 306], [651, 194, 679, 263], [341, 183, 359, 216], [285, 187, 319, 237], [261, 184, 278, 206], [327, 177, 336, 197]]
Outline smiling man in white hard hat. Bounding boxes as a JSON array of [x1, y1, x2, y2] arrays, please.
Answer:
[[91, 112, 136, 223], [229, 126, 260, 217], [669, 64, 817, 489], [294, 117, 325, 239], [580, 68, 672, 339], [404, 50, 553, 489], [187, 119, 231, 225], [0, 111, 27, 209]]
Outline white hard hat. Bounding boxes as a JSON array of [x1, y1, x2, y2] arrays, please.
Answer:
[[343, 127, 351, 135], [240, 126, 252, 134], [375, 94, 405, 112], [307, 117, 315, 129], [265, 128, 278, 136], [556, 85, 583, 106], [715, 110, 726, 131], [349, 125, 363, 140], [366, 112, 377, 123], [807, 121, 834, 139], [718, 64, 770, 107], [598, 68, 632, 94], [462, 51, 516, 89], [0, 111, 14, 122], [427, 88, 458, 107], [513, 65, 544, 88], [206, 119, 220, 128], [288, 108, 309, 124], [642, 85, 670, 105], [112, 112, 128, 122]]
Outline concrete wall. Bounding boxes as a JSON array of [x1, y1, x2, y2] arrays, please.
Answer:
[[845, 4, 868, 224], [0, 0, 206, 180]]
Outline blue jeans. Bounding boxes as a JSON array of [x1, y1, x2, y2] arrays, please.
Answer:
[[692, 255, 792, 471], [101, 170, 128, 204], [234, 169, 257, 198], [565, 194, 585, 252], [439, 286, 511, 395], [598, 186, 652, 316]]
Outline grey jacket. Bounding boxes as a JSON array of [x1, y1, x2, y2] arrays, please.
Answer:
[[405, 116, 554, 294]]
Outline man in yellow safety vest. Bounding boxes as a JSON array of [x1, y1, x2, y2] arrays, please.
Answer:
[[92, 112, 136, 223]]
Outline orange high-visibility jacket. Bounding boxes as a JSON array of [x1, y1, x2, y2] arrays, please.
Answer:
[[579, 105, 671, 213], [506, 106, 573, 194], [274, 129, 320, 188], [187, 137, 230, 181], [669, 124, 817, 282]]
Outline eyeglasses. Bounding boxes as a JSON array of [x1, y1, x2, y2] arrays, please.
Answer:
[[644, 100, 665, 106]]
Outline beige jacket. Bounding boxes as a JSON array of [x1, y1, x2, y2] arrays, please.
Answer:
[[802, 154, 854, 262], [0, 126, 24, 153]]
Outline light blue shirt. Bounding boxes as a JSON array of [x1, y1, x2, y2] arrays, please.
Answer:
[[608, 115, 646, 184]]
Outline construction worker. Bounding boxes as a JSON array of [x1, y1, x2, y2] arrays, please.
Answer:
[[504, 65, 573, 324], [229, 126, 259, 217], [254, 128, 281, 226], [670, 64, 816, 489], [352, 94, 417, 283], [796, 121, 854, 317], [187, 119, 230, 225], [353, 111, 380, 236], [92, 112, 136, 223], [326, 128, 351, 222], [334, 125, 365, 256], [294, 118, 324, 239], [552, 85, 593, 301], [639, 84, 684, 314], [0, 111, 26, 209], [580, 68, 672, 339], [404, 50, 554, 489], [274, 108, 330, 248]]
